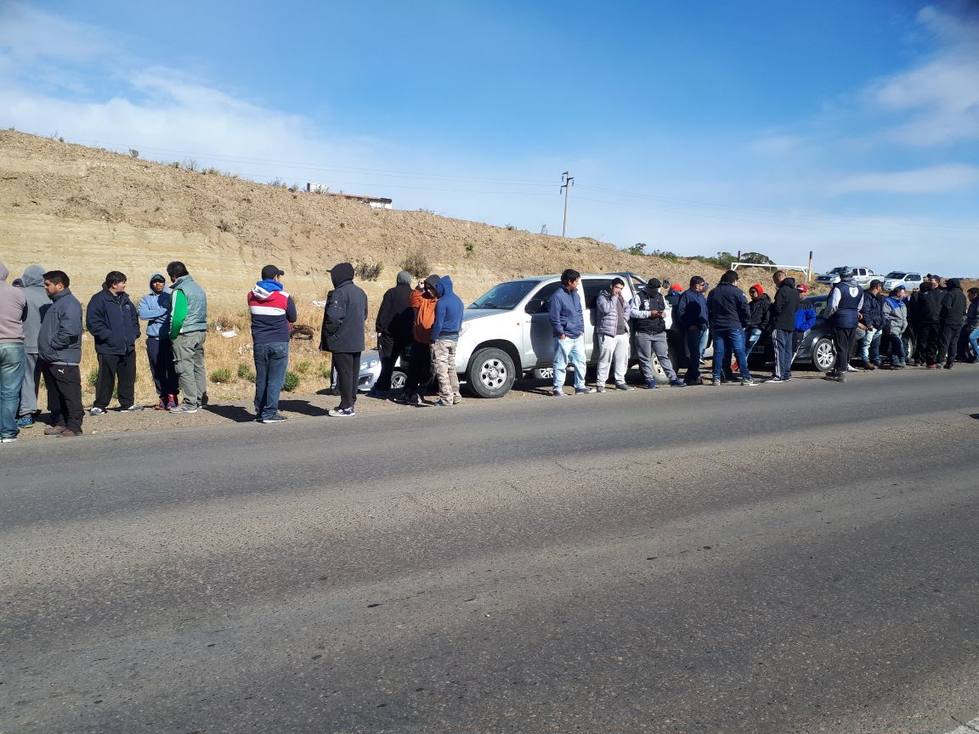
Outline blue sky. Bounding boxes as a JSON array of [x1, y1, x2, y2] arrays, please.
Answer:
[[1, 0, 977, 274]]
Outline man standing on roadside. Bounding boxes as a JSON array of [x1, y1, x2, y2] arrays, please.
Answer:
[[914, 278, 944, 368], [429, 275, 464, 406], [676, 276, 709, 385], [958, 287, 979, 362], [768, 270, 800, 383], [401, 274, 441, 406], [707, 270, 756, 387], [857, 279, 885, 370], [86, 271, 141, 415], [594, 277, 634, 392], [882, 286, 909, 369], [38, 270, 84, 437], [371, 271, 414, 397], [249, 265, 297, 423], [938, 278, 967, 369], [166, 261, 209, 413], [631, 278, 685, 389], [138, 273, 178, 410], [0, 262, 27, 444], [321, 262, 367, 417], [15, 265, 48, 429], [823, 268, 864, 383], [549, 268, 593, 396]]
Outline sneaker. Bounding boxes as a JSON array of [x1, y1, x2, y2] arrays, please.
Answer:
[[120, 404, 143, 412], [615, 383, 634, 391], [595, 385, 606, 393], [767, 377, 786, 384], [862, 362, 876, 371], [838, 371, 848, 383], [644, 381, 658, 390], [552, 389, 566, 398], [16, 415, 34, 428], [669, 380, 687, 388], [328, 407, 356, 417], [260, 413, 287, 423], [575, 386, 595, 395], [711, 378, 722, 386], [89, 407, 106, 416], [154, 399, 166, 411], [201, 392, 209, 406], [452, 396, 463, 405], [60, 429, 83, 438], [0, 437, 16, 444], [169, 404, 199, 414], [846, 364, 858, 372], [44, 424, 66, 436], [741, 379, 758, 387], [433, 399, 452, 407]]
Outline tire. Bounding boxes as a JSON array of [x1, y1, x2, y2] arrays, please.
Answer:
[[466, 347, 516, 398], [811, 337, 835, 372], [391, 370, 407, 391]]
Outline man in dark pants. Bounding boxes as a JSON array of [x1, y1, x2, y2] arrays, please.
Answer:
[[371, 270, 414, 397], [321, 262, 367, 417], [915, 279, 944, 367], [401, 275, 441, 405], [823, 268, 864, 383], [38, 271, 85, 437], [768, 270, 799, 383], [138, 273, 178, 410], [675, 276, 708, 385], [86, 271, 141, 414], [938, 278, 967, 369]]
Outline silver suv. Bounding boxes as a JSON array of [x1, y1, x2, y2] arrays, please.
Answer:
[[453, 272, 650, 397]]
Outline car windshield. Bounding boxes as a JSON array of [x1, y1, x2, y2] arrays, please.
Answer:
[[884, 271, 906, 279], [828, 267, 845, 274], [470, 280, 540, 310], [804, 296, 828, 316]]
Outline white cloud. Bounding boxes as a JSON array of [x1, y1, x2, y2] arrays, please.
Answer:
[[0, 2, 109, 63], [748, 134, 804, 156], [828, 164, 979, 194]]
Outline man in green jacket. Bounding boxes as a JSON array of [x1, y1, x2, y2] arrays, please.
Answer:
[[166, 261, 208, 413]]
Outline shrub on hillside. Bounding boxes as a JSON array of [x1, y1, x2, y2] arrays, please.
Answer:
[[283, 371, 300, 392], [401, 250, 430, 278], [237, 363, 256, 382], [209, 368, 233, 384], [294, 360, 312, 375], [355, 260, 383, 281]]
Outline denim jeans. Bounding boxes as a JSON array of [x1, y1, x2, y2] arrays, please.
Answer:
[[712, 328, 750, 381], [1, 344, 27, 438], [745, 327, 763, 354], [684, 327, 706, 383], [253, 341, 289, 419], [773, 329, 794, 380], [968, 327, 979, 360], [859, 328, 882, 364], [553, 335, 586, 390], [887, 333, 906, 366]]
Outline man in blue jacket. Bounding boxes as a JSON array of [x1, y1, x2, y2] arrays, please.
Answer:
[[675, 276, 709, 385], [548, 269, 593, 397], [430, 275, 464, 406], [86, 271, 141, 414], [824, 268, 864, 383], [706, 270, 756, 386], [138, 273, 179, 410]]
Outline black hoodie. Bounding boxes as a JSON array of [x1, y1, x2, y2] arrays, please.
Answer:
[[320, 262, 368, 353], [770, 278, 800, 331], [941, 279, 967, 327]]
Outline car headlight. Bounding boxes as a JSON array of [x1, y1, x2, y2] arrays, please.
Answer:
[[360, 358, 379, 370]]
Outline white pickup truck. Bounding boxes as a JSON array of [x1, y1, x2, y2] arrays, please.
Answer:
[[815, 266, 880, 288]]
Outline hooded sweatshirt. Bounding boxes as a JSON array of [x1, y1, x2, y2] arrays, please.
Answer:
[[746, 284, 772, 330], [375, 271, 414, 342], [248, 278, 297, 344], [409, 274, 441, 344], [431, 275, 464, 341], [320, 262, 368, 353], [138, 274, 172, 339], [940, 279, 967, 327], [883, 296, 908, 336], [0, 262, 27, 344], [18, 265, 48, 352], [770, 278, 800, 331]]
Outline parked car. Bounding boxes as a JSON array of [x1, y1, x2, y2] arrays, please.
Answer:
[[356, 351, 407, 392], [881, 271, 923, 292], [750, 295, 837, 372], [815, 266, 879, 288]]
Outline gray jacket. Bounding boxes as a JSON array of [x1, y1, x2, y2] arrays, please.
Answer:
[[19, 265, 49, 353], [883, 297, 908, 336], [38, 288, 83, 365], [595, 289, 633, 338]]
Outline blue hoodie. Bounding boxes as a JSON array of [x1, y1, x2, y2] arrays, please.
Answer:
[[431, 275, 464, 340], [138, 274, 172, 338]]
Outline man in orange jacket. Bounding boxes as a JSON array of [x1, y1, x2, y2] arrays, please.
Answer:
[[398, 274, 440, 406]]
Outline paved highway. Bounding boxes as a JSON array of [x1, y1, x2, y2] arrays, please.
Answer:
[[2, 367, 978, 733]]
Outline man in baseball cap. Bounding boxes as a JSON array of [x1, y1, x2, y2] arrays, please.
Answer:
[[248, 264, 296, 423]]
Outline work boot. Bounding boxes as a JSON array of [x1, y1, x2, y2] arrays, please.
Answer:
[[44, 424, 66, 436]]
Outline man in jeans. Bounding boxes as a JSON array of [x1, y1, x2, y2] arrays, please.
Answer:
[[15, 265, 47, 429], [768, 270, 800, 383], [86, 271, 141, 414], [958, 287, 979, 362], [675, 276, 709, 385], [429, 275, 464, 406], [630, 278, 685, 389], [38, 270, 85, 437], [166, 261, 209, 413], [0, 262, 27, 444], [248, 265, 297, 423], [549, 269, 593, 396], [706, 270, 756, 387], [857, 279, 885, 370], [594, 277, 633, 391]]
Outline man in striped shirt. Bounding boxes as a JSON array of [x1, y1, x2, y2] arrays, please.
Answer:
[[248, 265, 297, 423]]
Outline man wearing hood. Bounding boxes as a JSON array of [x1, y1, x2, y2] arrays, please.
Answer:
[[320, 262, 367, 417], [768, 271, 800, 383], [166, 261, 209, 412], [15, 264, 48, 428], [0, 262, 27, 443], [38, 270, 85, 437], [823, 268, 864, 383], [371, 271, 414, 397], [249, 265, 297, 423], [138, 273, 178, 410], [630, 278, 684, 389], [938, 278, 967, 369], [401, 274, 441, 405], [912, 279, 944, 367], [86, 271, 141, 414], [882, 286, 909, 368], [429, 275, 464, 406], [744, 283, 771, 356]]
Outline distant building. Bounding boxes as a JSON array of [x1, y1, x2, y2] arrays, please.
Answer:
[[306, 183, 393, 209]]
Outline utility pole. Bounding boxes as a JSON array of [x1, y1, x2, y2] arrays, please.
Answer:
[[560, 171, 574, 238]]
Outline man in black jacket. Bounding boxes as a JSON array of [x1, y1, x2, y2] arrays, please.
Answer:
[[707, 270, 755, 387], [914, 280, 944, 367], [370, 270, 414, 397], [768, 270, 800, 383], [857, 279, 885, 370], [321, 262, 368, 417], [86, 271, 141, 414], [938, 278, 967, 369]]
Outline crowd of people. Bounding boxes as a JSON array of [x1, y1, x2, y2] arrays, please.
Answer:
[[0, 260, 975, 443]]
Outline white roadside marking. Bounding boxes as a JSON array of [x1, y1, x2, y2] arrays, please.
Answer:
[[946, 716, 979, 734]]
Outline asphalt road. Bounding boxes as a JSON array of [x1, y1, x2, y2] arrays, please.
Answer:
[[2, 367, 978, 733]]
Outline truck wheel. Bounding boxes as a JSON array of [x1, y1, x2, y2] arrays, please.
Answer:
[[812, 337, 835, 372], [466, 347, 516, 398], [391, 369, 407, 391]]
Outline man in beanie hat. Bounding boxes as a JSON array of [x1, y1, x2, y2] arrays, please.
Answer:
[[249, 265, 297, 423], [138, 273, 179, 410], [320, 262, 367, 417], [371, 270, 414, 397]]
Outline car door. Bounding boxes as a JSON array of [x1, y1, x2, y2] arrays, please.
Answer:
[[907, 273, 921, 289], [582, 277, 615, 363], [523, 281, 563, 368]]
